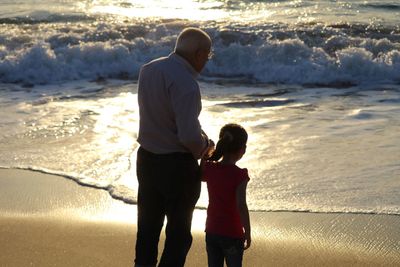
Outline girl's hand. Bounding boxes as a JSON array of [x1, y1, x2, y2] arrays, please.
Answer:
[[244, 233, 251, 250]]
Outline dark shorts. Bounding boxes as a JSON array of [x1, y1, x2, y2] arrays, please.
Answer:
[[206, 233, 244, 267]]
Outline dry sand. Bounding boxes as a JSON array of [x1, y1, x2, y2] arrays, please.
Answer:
[[0, 168, 399, 266]]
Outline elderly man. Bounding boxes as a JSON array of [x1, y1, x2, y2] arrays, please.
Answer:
[[135, 28, 214, 267]]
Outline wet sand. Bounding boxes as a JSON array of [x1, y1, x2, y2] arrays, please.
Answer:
[[0, 168, 399, 266]]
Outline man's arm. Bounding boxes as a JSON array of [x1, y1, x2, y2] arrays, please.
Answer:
[[172, 88, 209, 159]]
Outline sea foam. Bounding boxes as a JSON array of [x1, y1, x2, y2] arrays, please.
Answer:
[[1, 19, 400, 86]]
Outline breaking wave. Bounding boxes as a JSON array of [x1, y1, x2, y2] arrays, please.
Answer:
[[1, 15, 400, 86]]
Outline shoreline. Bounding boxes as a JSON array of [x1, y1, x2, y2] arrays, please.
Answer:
[[3, 167, 398, 217], [1, 168, 399, 266]]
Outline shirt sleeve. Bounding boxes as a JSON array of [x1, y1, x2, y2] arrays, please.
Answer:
[[170, 83, 208, 159], [237, 168, 250, 185]]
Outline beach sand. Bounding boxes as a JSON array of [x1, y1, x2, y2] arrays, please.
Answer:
[[0, 168, 399, 267]]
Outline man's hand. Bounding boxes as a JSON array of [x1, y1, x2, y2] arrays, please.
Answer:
[[204, 139, 215, 159]]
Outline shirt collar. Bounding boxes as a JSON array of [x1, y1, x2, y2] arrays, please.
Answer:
[[169, 52, 199, 78]]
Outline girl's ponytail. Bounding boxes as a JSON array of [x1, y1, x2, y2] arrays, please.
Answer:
[[207, 124, 247, 162], [208, 132, 232, 161]]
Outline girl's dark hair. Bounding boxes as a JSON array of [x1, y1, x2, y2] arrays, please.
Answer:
[[208, 123, 248, 162]]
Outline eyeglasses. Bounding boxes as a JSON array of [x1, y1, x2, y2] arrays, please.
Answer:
[[208, 50, 214, 60]]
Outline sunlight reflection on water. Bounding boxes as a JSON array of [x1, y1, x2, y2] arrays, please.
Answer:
[[85, 0, 274, 22]]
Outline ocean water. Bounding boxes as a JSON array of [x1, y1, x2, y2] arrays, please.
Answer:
[[0, 0, 399, 215]]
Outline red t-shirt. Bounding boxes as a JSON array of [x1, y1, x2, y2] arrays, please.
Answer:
[[202, 161, 250, 238]]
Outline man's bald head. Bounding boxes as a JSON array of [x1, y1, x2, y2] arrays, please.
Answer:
[[174, 28, 212, 56]]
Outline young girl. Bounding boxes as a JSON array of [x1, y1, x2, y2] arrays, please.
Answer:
[[201, 123, 251, 267]]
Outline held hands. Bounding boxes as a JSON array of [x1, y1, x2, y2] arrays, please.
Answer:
[[201, 130, 215, 160], [204, 139, 215, 159]]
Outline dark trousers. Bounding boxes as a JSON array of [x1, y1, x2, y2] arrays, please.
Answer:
[[206, 233, 244, 267], [135, 147, 201, 267]]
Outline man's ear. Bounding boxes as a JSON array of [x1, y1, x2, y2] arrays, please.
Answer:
[[195, 49, 203, 60]]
